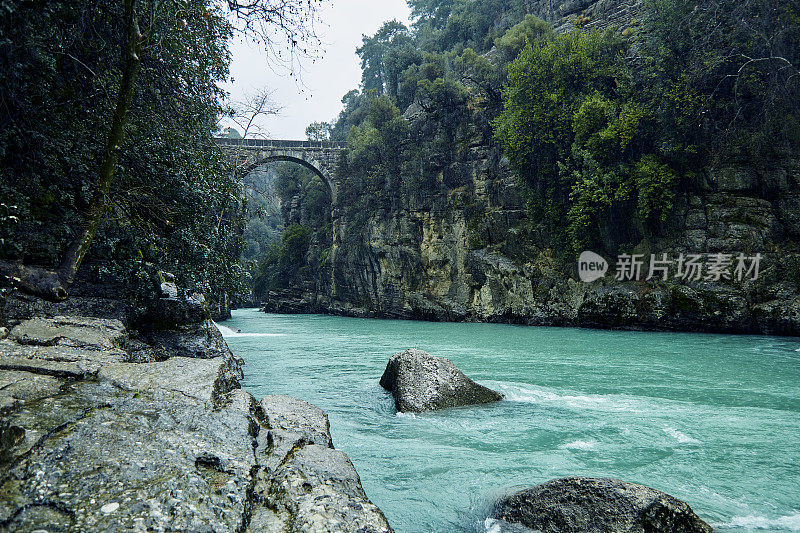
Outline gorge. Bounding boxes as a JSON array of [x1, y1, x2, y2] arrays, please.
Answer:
[[1, 0, 799, 531], [223, 309, 800, 532], [251, 0, 800, 336]]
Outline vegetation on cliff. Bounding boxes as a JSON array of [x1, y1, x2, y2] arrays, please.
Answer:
[[494, 27, 680, 252], [252, 223, 313, 296], [496, 0, 800, 253], [314, 0, 799, 259]]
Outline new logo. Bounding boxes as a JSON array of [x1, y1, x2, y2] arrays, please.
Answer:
[[578, 251, 608, 282]]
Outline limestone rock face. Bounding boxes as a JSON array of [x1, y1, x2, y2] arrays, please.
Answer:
[[260, 394, 333, 448], [256, 1, 800, 337], [264, 132, 800, 335], [0, 310, 251, 531], [252, 395, 392, 532], [0, 315, 129, 378], [0, 292, 392, 532], [379, 348, 503, 412], [492, 477, 712, 533]]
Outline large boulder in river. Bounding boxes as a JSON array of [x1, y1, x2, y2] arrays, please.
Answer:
[[379, 348, 503, 412], [491, 477, 712, 533]]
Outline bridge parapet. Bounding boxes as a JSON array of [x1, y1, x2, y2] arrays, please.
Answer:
[[213, 137, 346, 150]]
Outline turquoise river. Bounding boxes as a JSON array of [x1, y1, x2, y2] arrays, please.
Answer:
[[219, 309, 800, 533]]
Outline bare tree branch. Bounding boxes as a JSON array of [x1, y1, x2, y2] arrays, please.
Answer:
[[222, 0, 325, 70], [228, 87, 283, 139]]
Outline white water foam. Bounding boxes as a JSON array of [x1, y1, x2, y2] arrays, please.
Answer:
[[560, 439, 598, 451], [663, 427, 702, 445], [483, 517, 537, 533], [213, 322, 286, 338], [495, 382, 639, 412], [395, 411, 418, 419], [484, 518, 503, 533], [716, 513, 800, 530], [499, 384, 605, 405]]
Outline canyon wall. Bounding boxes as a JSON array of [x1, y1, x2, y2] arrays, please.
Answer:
[[265, 0, 800, 336]]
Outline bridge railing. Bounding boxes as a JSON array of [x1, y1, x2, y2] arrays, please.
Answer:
[[213, 137, 347, 149]]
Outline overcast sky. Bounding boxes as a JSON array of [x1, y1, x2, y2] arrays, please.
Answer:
[[221, 0, 411, 139]]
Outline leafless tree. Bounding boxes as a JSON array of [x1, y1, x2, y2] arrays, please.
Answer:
[[224, 0, 325, 70], [229, 88, 283, 139]]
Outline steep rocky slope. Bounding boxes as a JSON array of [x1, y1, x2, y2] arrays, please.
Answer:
[[315, 148, 800, 335]]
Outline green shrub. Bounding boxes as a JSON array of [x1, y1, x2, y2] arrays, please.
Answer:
[[252, 224, 312, 298], [493, 25, 693, 252]]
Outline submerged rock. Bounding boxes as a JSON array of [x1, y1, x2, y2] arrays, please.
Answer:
[[492, 477, 712, 533], [379, 348, 503, 412]]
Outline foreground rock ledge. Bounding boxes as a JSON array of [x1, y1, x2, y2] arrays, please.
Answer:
[[379, 348, 503, 412], [252, 395, 392, 532], [0, 290, 392, 532], [491, 477, 712, 533]]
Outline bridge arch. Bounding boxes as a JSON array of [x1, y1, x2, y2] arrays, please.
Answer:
[[216, 137, 344, 299], [215, 138, 345, 205], [239, 155, 336, 204]]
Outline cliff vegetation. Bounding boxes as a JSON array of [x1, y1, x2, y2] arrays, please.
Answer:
[[264, 0, 800, 334]]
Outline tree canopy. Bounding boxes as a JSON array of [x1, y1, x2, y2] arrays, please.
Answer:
[[318, 0, 800, 257], [0, 0, 323, 308]]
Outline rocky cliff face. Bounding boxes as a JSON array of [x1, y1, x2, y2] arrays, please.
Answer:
[[262, 0, 800, 337], [267, 142, 800, 336], [265, 116, 800, 336]]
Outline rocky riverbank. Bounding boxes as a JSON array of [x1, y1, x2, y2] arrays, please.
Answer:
[[0, 286, 391, 532]]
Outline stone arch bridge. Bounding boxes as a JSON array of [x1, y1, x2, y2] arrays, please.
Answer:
[[214, 137, 345, 203]]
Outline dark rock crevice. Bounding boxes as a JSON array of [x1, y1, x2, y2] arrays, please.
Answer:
[[0, 500, 77, 531]]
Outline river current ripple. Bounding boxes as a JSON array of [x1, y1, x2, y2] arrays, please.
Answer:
[[219, 309, 800, 533]]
